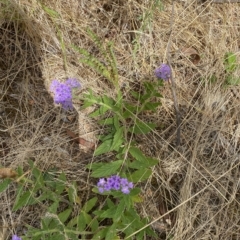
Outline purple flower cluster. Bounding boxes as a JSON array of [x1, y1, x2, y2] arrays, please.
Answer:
[[155, 64, 171, 81], [50, 78, 81, 110], [97, 175, 134, 194], [12, 235, 22, 240]]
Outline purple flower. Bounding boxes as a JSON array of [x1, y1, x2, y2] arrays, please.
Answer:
[[65, 78, 81, 88], [12, 235, 22, 240], [97, 175, 133, 194], [97, 178, 106, 187], [121, 186, 130, 194], [155, 64, 171, 80], [50, 79, 81, 110], [128, 182, 134, 189]]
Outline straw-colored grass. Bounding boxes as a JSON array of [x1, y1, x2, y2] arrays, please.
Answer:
[[0, 0, 239, 239]]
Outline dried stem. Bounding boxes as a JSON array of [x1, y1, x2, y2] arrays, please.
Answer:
[[167, 0, 181, 147]]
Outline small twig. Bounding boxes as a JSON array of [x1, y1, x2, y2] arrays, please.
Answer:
[[167, 0, 181, 147]]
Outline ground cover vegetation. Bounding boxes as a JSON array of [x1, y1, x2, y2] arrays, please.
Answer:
[[0, 0, 240, 239]]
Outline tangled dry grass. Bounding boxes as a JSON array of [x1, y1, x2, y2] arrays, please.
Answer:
[[0, 0, 240, 239]]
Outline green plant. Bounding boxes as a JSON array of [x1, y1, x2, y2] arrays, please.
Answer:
[[0, 162, 101, 240], [0, 29, 163, 240], [73, 30, 162, 239], [224, 52, 240, 86]]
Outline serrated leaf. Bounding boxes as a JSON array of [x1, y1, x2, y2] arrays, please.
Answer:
[[91, 160, 123, 178], [98, 117, 114, 125], [102, 95, 115, 107], [105, 223, 119, 240], [37, 192, 50, 202], [110, 127, 123, 151], [129, 147, 147, 163], [143, 102, 161, 111], [86, 162, 105, 171], [13, 190, 33, 211], [94, 139, 112, 156], [0, 178, 11, 192], [78, 212, 92, 231], [98, 132, 114, 141], [100, 206, 117, 218], [48, 200, 59, 213], [32, 167, 44, 190], [90, 104, 110, 117], [130, 121, 156, 134], [89, 218, 99, 232], [113, 114, 120, 130], [82, 197, 98, 213], [58, 208, 72, 224], [127, 157, 159, 169], [92, 227, 108, 240], [113, 199, 125, 222], [128, 168, 152, 183], [144, 82, 154, 92], [106, 198, 115, 208], [140, 92, 151, 103]]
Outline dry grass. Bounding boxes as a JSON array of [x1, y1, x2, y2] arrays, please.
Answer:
[[0, 0, 240, 239]]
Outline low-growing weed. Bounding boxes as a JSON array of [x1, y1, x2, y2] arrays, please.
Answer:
[[0, 30, 166, 239]]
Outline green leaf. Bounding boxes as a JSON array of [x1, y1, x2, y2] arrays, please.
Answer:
[[91, 160, 123, 178], [13, 190, 34, 211], [123, 106, 136, 119], [113, 114, 120, 130], [58, 208, 72, 224], [68, 182, 80, 204], [86, 162, 105, 171], [131, 194, 144, 203], [129, 147, 147, 163], [130, 90, 140, 100], [224, 52, 237, 73], [143, 102, 161, 111], [98, 117, 114, 125], [129, 187, 141, 196], [106, 198, 115, 208], [113, 199, 125, 222], [130, 121, 156, 134], [55, 172, 66, 195], [105, 223, 119, 240], [82, 197, 98, 213], [94, 139, 112, 156], [41, 5, 60, 18], [110, 127, 123, 151], [48, 200, 59, 213], [89, 218, 99, 232], [77, 212, 92, 231], [32, 167, 44, 190], [92, 227, 108, 240], [100, 206, 117, 218], [127, 157, 159, 169], [128, 168, 152, 183], [102, 95, 115, 108], [90, 104, 110, 117], [0, 178, 11, 193], [226, 76, 240, 86], [46, 233, 65, 240], [37, 192, 51, 203]]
